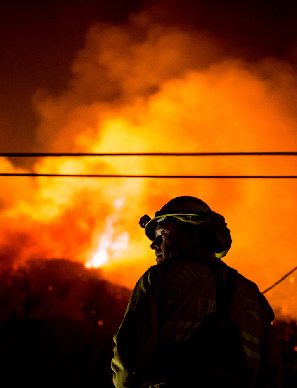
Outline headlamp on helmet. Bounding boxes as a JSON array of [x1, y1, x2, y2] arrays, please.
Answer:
[[139, 212, 206, 241]]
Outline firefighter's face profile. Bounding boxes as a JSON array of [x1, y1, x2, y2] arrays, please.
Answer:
[[150, 221, 179, 264], [150, 219, 215, 263]]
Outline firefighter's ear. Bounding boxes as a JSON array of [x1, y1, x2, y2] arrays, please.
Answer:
[[195, 222, 226, 254]]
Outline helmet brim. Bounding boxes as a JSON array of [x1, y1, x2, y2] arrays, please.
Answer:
[[143, 213, 207, 241]]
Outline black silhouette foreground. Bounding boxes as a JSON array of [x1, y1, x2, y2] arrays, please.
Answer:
[[112, 196, 283, 387], [0, 258, 295, 387]]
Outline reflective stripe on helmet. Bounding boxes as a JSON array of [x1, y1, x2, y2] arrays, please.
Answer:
[[146, 213, 205, 228]]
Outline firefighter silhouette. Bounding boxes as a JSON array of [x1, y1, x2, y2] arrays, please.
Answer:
[[112, 196, 282, 387]]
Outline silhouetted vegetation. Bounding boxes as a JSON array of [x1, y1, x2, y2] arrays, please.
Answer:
[[0, 259, 129, 387], [0, 259, 296, 387]]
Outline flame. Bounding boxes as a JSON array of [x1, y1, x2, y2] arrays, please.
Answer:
[[86, 198, 129, 268], [0, 16, 296, 318]]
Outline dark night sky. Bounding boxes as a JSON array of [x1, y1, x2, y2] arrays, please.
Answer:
[[0, 0, 296, 152], [0, 0, 147, 151]]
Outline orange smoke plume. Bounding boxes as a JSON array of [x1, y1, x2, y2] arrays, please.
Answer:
[[0, 16, 296, 318]]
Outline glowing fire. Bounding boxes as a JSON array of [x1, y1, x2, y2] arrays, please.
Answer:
[[85, 199, 129, 268], [0, 16, 296, 319]]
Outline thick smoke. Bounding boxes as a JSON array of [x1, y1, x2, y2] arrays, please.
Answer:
[[147, 0, 297, 62], [0, 7, 296, 318]]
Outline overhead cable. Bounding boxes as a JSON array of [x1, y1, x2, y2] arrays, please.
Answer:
[[262, 266, 297, 294], [0, 173, 297, 179], [1, 152, 297, 157]]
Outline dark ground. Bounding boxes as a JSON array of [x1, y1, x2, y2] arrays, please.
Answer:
[[0, 259, 296, 387]]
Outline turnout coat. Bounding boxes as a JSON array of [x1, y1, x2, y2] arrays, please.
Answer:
[[111, 256, 281, 388]]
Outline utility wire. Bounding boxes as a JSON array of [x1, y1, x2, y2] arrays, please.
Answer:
[[1, 152, 297, 157], [0, 173, 297, 179], [2, 152, 295, 178], [2, 152, 297, 292], [262, 266, 297, 294]]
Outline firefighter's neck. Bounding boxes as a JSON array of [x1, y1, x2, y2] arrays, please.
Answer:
[[170, 246, 215, 262]]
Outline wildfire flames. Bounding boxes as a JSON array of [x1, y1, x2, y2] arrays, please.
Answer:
[[85, 198, 129, 268], [1, 16, 296, 318]]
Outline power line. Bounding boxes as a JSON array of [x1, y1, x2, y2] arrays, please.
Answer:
[[0, 173, 297, 179], [262, 266, 297, 294], [1, 152, 297, 157], [2, 152, 297, 293], [2, 153, 295, 178]]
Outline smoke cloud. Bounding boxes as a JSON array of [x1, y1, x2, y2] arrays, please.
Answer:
[[0, 8, 296, 318]]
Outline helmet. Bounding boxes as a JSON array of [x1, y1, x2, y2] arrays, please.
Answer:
[[139, 196, 232, 258]]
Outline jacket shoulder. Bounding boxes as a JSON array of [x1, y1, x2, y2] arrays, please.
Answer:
[[234, 271, 275, 322]]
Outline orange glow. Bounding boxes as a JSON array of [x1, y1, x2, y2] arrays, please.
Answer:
[[85, 198, 129, 268], [0, 18, 296, 319]]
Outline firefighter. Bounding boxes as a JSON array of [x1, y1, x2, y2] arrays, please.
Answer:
[[111, 196, 282, 387]]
